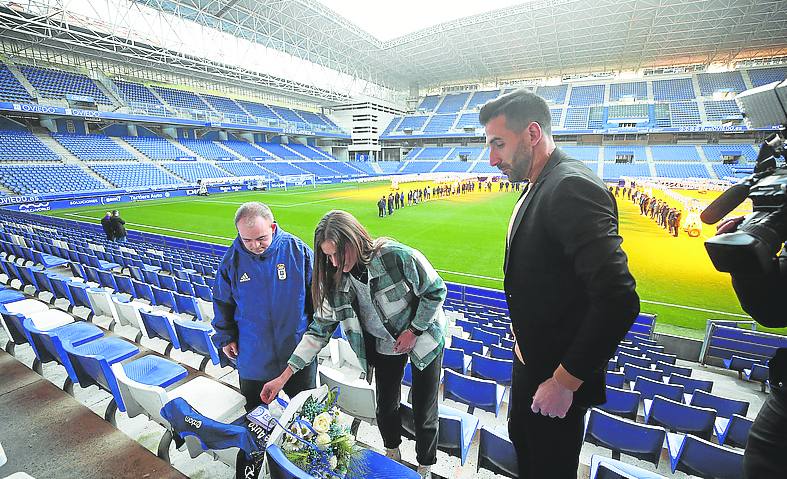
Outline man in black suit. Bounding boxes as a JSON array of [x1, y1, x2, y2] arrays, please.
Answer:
[[480, 90, 639, 479], [100, 211, 114, 241]]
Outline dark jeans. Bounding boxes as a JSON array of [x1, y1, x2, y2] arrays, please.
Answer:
[[239, 360, 317, 412], [508, 358, 587, 479], [366, 336, 442, 466], [744, 384, 787, 478]]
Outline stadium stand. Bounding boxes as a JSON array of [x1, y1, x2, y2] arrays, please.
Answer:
[[400, 161, 437, 174], [465, 90, 500, 110], [256, 142, 301, 160], [150, 85, 211, 112], [416, 147, 452, 161], [52, 133, 136, 161], [235, 100, 281, 122], [269, 105, 304, 124], [747, 66, 787, 87], [436, 92, 470, 113], [704, 100, 742, 122], [535, 85, 568, 104], [123, 136, 191, 160], [259, 161, 307, 176], [0, 130, 60, 162], [417, 95, 440, 111], [702, 144, 757, 162], [569, 84, 606, 106], [609, 81, 647, 101], [697, 71, 746, 95], [20, 65, 113, 105], [215, 160, 271, 177], [423, 114, 457, 134], [113, 80, 169, 115], [90, 164, 183, 188], [652, 78, 695, 101], [0, 64, 34, 103], [178, 138, 238, 160], [650, 145, 701, 162], [162, 162, 234, 182], [668, 102, 701, 127], [0, 164, 105, 193]]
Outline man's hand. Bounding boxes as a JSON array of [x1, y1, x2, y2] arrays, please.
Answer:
[[222, 342, 238, 360], [260, 367, 294, 404], [531, 377, 573, 418], [394, 329, 418, 353]]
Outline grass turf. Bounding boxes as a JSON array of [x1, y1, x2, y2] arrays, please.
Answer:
[[43, 181, 783, 338]]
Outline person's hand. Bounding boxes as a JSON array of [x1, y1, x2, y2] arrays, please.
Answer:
[[222, 342, 238, 360], [531, 377, 573, 418], [717, 216, 745, 234], [260, 367, 294, 404], [394, 329, 418, 353]]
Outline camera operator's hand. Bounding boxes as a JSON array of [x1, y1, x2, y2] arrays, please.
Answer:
[[716, 216, 745, 234]]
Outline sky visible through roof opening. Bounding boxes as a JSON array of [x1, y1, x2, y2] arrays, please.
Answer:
[[317, 0, 525, 41]]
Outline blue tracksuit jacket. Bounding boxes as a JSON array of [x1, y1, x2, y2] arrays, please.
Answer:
[[211, 225, 313, 380]]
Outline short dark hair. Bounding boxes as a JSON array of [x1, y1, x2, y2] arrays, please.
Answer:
[[479, 89, 552, 136]]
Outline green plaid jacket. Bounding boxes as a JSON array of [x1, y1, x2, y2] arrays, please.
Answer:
[[288, 241, 447, 375]]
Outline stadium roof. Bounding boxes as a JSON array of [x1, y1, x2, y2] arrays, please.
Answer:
[[133, 0, 787, 90], [2, 0, 786, 104]]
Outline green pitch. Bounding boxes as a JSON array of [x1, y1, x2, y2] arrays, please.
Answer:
[[44, 181, 777, 339]]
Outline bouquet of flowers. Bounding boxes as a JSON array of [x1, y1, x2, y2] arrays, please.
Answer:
[[269, 386, 365, 478]]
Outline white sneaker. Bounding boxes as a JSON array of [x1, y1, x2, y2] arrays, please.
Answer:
[[385, 447, 402, 462], [417, 465, 431, 479]]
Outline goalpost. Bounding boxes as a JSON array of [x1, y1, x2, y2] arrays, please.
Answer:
[[280, 174, 317, 191]]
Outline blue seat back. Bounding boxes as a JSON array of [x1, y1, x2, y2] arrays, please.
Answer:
[[471, 352, 512, 385], [443, 347, 468, 373], [489, 343, 514, 360], [690, 389, 749, 418], [173, 292, 198, 317], [584, 408, 666, 466], [648, 396, 715, 439], [114, 274, 136, 296], [84, 265, 101, 284], [668, 373, 712, 394], [443, 369, 499, 414], [657, 362, 691, 377], [617, 351, 651, 369], [1, 311, 30, 345], [470, 327, 501, 346], [634, 376, 684, 402], [705, 324, 787, 364], [152, 286, 176, 310], [66, 282, 92, 308], [132, 280, 156, 304], [623, 363, 663, 383], [97, 270, 118, 290], [599, 386, 640, 420], [675, 434, 744, 479], [400, 401, 478, 466], [22, 317, 81, 381], [402, 361, 413, 386], [158, 274, 177, 292], [647, 350, 676, 365], [173, 319, 220, 365], [49, 277, 76, 305], [606, 371, 625, 388], [62, 340, 128, 411], [450, 335, 484, 356], [139, 310, 180, 348], [478, 427, 518, 478], [194, 283, 212, 302], [175, 277, 195, 296], [31, 270, 55, 294], [722, 414, 753, 449]]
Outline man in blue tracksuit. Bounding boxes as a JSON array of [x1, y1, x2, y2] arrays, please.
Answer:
[[212, 202, 317, 411]]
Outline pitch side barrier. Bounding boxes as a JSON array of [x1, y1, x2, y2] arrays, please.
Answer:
[[0, 177, 347, 213]]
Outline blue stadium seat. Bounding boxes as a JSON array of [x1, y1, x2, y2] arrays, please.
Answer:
[[584, 408, 666, 466], [666, 432, 743, 479], [443, 369, 506, 415], [714, 413, 753, 449], [589, 455, 667, 479], [690, 389, 749, 419], [477, 426, 518, 478], [668, 373, 712, 395], [401, 401, 479, 466], [599, 386, 641, 420], [443, 346, 471, 374], [633, 376, 684, 403], [644, 396, 716, 439], [470, 352, 512, 386], [450, 335, 484, 356]]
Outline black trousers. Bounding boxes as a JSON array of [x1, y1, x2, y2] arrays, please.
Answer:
[[508, 358, 587, 479], [239, 360, 317, 412], [744, 384, 787, 478], [366, 336, 442, 466]]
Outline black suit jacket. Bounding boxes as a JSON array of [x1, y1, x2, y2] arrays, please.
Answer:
[[505, 148, 639, 407]]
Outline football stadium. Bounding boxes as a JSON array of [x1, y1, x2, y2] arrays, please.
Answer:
[[0, 0, 786, 478]]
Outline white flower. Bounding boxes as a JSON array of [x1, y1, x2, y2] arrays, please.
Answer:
[[316, 433, 332, 450], [313, 412, 333, 433], [329, 455, 338, 469]]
